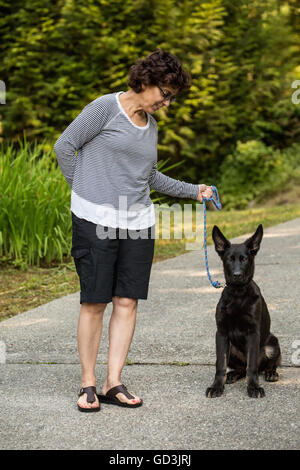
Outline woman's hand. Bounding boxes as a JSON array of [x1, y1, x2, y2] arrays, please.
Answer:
[[197, 184, 213, 203]]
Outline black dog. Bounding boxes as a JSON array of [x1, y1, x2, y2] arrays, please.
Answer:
[[206, 224, 281, 398]]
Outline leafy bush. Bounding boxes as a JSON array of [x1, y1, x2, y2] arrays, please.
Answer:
[[218, 140, 300, 209], [1, 0, 299, 185]]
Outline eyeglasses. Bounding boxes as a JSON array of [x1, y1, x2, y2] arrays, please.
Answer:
[[157, 85, 176, 103]]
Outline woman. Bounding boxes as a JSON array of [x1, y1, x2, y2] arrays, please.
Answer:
[[54, 48, 213, 412]]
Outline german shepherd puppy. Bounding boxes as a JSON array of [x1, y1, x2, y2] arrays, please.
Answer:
[[206, 224, 281, 398]]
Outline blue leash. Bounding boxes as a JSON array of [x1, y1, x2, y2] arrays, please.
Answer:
[[202, 186, 225, 288]]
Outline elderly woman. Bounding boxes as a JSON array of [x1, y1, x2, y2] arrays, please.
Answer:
[[54, 48, 213, 412]]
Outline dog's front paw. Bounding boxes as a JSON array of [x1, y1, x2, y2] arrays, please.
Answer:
[[206, 385, 224, 398], [247, 384, 265, 398]]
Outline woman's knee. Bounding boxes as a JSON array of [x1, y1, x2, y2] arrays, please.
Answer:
[[81, 302, 107, 315], [113, 296, 138, 311]]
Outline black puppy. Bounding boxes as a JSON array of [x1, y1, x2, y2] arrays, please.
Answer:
[[206, 224, 281, 398]]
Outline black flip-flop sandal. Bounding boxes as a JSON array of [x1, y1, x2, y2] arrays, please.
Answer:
[[77, 386, 100, 412], [98, 384, 143, 408]]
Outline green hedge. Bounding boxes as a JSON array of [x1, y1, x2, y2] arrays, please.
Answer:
[[0, 0, 299, 185], [218, 141, 300, 209]]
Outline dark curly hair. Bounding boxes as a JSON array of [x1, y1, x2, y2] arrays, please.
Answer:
[[127, 48, 192, 94]]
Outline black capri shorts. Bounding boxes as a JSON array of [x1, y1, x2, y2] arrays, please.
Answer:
[[71, 212, 155, 304]]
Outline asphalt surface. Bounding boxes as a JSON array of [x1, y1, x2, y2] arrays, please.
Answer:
[[0, 217, 299, 450]]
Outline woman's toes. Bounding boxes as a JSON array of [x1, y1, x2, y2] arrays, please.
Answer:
[[78, 396, 88, 408], [131, 395, 141, 404], [78, 399, 87, 408], [119, 393, 141, 405], [78, 393, 99, 408]]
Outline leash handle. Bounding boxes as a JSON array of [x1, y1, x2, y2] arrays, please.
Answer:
[[202, 186, 224, 288], [203, 185, 222, 210]]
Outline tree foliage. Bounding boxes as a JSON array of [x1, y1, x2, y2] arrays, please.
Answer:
[[0, 0, 299, 187]]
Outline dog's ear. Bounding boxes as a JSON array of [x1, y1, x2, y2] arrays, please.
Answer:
[[244, 224, 263, 256], [212, 225, 231, 258]]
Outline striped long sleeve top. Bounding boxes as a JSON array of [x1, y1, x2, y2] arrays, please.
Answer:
[[54, 91, 202, 229]]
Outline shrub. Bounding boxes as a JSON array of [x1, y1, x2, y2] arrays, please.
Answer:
[[218, 140, 300, 209]]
